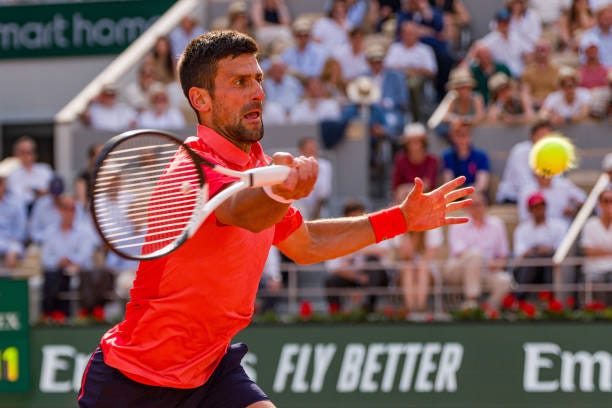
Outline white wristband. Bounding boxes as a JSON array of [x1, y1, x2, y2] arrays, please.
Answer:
[[263, 185, 294, 204]]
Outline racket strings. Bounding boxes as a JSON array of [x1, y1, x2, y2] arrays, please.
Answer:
[[92, 135, 204, 258]]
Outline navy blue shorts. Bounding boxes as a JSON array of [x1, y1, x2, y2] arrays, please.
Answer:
[[78, 343, 269, 408]]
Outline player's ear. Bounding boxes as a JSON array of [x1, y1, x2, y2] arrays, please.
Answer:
[[188, 87, 211, 112]]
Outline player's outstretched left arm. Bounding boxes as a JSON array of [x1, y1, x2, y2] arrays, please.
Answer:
[[277, 176, 474, 264]]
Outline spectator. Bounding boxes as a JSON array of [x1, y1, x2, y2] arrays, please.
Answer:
[[150, 36, 176, 84], [311, 0, 351, 53], [294, 137, 333, 220], [319, 57, 349, 103], [393, 184, 444, 313], [580, 2, 612, 67], [467, 44, 512, 105], [580, 186, 612, 304], [477, 8, 533, 78], [123, 64, 158, 112], [513, 192, 568, 300], [280, 18, 329, 80], [442, 119, 490, 194], [361, 44, 409, 139], [262, 56, 303, 115], [28, 175, 65, 245], [530, 0, 572, 30], [487, 72, 535, 125], [289, 77, 343, 124], [540, 66, 593, 126], [385, 20, 437, 121], [6, 136, 54, 214], [333, 26, 369, 81], [324, 199, 392, 314], [497, 120, 553, 204], [578, 36, 610, 117], [74, 143, 103, 211], [442, 67, 486, 126], [517, 173, 586, 222], [0, 170, 26, 269], [428, 0, 471, 52], [137, 83, 186, 130], [445, 192, 512, 310], [521, 38, 561, 109], [391, 123, 439, 195], [169, 16, 206, 61], [372, 0, 402, 33], [81, 84, 137, 131], [558, 0, 596, 52], [227, 1, 252, 35], [40, 195, 97, 323], [508, 0, 543, 48], [250, 0, 292, 53]]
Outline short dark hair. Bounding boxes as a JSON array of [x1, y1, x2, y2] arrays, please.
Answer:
[[343, 199, 365, 216], [178, 30, 258, 100], [530, 119, 552, 137]]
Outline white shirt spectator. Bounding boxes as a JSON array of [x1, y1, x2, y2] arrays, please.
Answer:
[[87, 102, 137, 132], [541, 88, 593, 119], [333, 44, 369, 80], [513, 217, 568, 257], [311, 17, 350, 54], [262, 101, 288, 125], [289, 98, 342, 124], [581, 216, 612, 276], [529, 0, 572, 25], [6, 162, 53, 209], [518, 177, 587, 222], [448, 215, 510, 260], [383, 42, 438, 74], [294, 157, 333, 220], [480, 30, 533, 77], [496, 140, 536, 203], [510, 8, 542, 48], [137, 107, 186, 129]]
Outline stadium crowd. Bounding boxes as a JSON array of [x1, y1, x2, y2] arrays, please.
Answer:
[[1, 0, 611, 322]]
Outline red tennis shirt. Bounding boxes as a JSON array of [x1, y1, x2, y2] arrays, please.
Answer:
[[100, 125, 303, 388]]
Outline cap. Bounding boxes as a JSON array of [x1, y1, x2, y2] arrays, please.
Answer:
[[49, 174, 65, 196], [488, 72, 510, 93], [402, 123, 427, 142], [292, 18, 312, 34], [446, 68, 476, 90], [495, 8, 511, 21], [365, 44, 386, 61], [527, 192, 546, 208], [602, 152, 612, 171]]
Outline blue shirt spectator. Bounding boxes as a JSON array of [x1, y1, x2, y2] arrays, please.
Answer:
[[0, 175, 27, 267], [28, 174, 65, 245], [263, 56, 304, 113], [281, 19, 329, 79]]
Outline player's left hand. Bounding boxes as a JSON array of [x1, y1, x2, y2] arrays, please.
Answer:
[[400, 176, 473, 231]]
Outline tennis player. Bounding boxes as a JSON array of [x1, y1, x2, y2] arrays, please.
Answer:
[[78, 30, 473, 408]]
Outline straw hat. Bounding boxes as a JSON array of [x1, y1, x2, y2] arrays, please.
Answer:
[[446, 68, 476, 90], [401, 123, 428, 143], [0, 157, 20, 178], [292, 18, 312, 34], [347, 76, 381, 105], [365, 44, 386, 61], [228, 1, 247, 15], [488, 72, 511, 94]]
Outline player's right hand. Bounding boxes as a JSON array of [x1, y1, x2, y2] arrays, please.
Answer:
[[269, 152, 318, 201]]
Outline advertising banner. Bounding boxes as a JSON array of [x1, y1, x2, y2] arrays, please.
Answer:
[[1, 323, 611, 407], [0, 0, 174, 59], [0, 279, 29, 394]]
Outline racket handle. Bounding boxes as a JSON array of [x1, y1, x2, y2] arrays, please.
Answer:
[[247, 165, 291, 187]]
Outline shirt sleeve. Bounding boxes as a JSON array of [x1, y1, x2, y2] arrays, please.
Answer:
[[272, 206, 304, 245]]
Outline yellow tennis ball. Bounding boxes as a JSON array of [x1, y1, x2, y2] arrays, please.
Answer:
[[529, 134, 577, 177]]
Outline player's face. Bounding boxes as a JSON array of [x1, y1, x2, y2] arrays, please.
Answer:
[[210, 54, 265, 149]]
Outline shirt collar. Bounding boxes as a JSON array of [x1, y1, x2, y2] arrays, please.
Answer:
[[197, 124, 252, 167]]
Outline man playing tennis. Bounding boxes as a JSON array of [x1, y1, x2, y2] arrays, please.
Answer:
[[78, 30, 472, 408]]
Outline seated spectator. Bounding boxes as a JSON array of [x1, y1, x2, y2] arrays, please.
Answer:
[[442, 119, 490, 194], [540, 66, 593, 126], [393, 184, 444, 314], [487, 72, 535, 125], [508, 0, 543, 48], [513, 192, 568, 300], [28, 175, 65, 245], [250, 0, 292, 54], [384, 20, 437, 121], [324, 199, 392, 313], [580, 2, 612, 68], [391, 123, 439, 195], [81, 84, 137, 131], [517, 172, 586, 222], [289, 77, 343, 124], [169, 16, 206, 61], [333, 26, 369, 81], [445, 192, 512, 310], [262, 56, 303, 116], [319, 57, 349, 103], [428, 0, 471, 53], [441, 67, 486, 126], [477, 8, 533, 78], [0, 172, 26, 269], [6, 136, 54, 214], [311, 0, 351, 54], [281, 18, 329, 80], [466, 44, 512, 105], [227, 1, 252, 35], [521, 38, 561, 110], [496, 120, 553, 204], [40, 195, 97, 323], [149, 36, 176, 84], [136, 83, 186, 130], [578, 36, 610, 117], [123, 64, 158, 112], [294, 137, 333, 220], [558, 0, 596, 53], [580, 186, 612, 304], [262, 101, 288, 125]]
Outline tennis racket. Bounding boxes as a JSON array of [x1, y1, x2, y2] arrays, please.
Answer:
[[426, 90, 457, 129], [90, 129, 291, 261]]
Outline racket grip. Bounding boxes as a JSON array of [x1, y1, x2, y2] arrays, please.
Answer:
[[248, 165, 291, 187]]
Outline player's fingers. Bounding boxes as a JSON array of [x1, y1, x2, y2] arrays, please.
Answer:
[[411, 177, 424, 195], [446, 198, 472, 213], [445, 186, 474, 203], [444, 216, 470, 225], [271, 152, 297, 167], [435, 176, 467, 195]]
